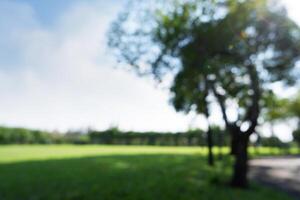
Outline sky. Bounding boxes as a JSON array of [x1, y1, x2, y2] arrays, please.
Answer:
[[0, 0, 299, 140]]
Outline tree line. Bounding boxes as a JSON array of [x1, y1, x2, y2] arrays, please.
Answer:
[[0, 127, 63, 144], [1, 126, 299, 149], [0, 126, 223, 146], [89, 127, 226, 146]]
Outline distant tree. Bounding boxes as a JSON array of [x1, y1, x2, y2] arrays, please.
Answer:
[[289, 92, 300, 126], [65, 131, 90, 144], [211, 126, 225, 159], [173, 132, 180, 146], [262, 91, 290, 136], [260, 135, 283, 148], [262, 91, 300, 152], [0, 126, 64, 144], [263, 93, 290, 122], [289, 93, 300, 151], [0, 127, 11, 144], [147, 132, 158, 145], [108, 0, 300, 187], [293, 129, 300, 153]]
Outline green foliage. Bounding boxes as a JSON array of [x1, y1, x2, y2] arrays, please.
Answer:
[[1, 126, 290, 149], [259, 136, 285, 148], [0, 127, 61, 144], [89, 129, 209, 146], [65, 132, 90, 144], [0, 126, 227, 146], [0, 145, 293, 200], [261, 91, 290, 122], [109, 0, 300, 138], [292, 129, 300, 145], [109, 1, 300, 186], [289, 92, 300, 120]]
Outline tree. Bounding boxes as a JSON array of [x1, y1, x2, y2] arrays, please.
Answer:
[[293, 129, 300, 153], [289, 92, 300, 126], [289, 92, 300, 152], [262, 91, 300, 152], [262, 91, 290, 137], [263, 93, 290, 122], [211, 125, 225, 160], [108, 0, 300, 187]]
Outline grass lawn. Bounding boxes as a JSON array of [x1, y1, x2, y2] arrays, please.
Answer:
[[0, 145, 293, 200]]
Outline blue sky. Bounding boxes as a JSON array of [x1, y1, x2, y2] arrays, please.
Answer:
[[0, 0, 201, 133], [0, 0, 299, 140]]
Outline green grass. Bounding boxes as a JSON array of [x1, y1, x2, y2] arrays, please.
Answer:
[[0, 145, 294, 200]]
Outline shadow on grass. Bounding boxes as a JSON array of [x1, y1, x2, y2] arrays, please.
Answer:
[[0, 154, 292, 200]]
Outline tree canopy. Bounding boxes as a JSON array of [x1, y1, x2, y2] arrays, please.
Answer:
[[108, 0, 300, 187], [109, 0, 300, 129]]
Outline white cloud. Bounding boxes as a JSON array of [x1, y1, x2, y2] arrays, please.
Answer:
[[284, 0, 300, 25], [0, 1, 200, 132]]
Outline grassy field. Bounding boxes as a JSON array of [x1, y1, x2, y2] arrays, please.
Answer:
[[0, 145, 294, 200]]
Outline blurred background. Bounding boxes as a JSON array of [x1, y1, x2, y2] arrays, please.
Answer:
[[0, 0, 300, 199]]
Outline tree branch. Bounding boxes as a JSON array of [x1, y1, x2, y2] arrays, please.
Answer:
[[211, 84, 230, 129], [244, 64, 261, 136]]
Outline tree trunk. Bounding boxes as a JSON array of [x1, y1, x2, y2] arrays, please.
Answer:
[[231, 134, 249, 188], [230, 135, 238, 155], [207, 127, 214, 166], [230, 126, 239, 155]]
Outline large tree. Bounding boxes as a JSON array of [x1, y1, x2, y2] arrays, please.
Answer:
[[108, 0, 300, 187]]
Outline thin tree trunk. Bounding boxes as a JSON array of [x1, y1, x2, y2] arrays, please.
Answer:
[[231, 135, 238, 155], [230, 126, 239, 155], [207, 126, 214, 166], [270, 122, 278, 154], [203, 90, 214, 166], [204, 109, 214, 166]]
